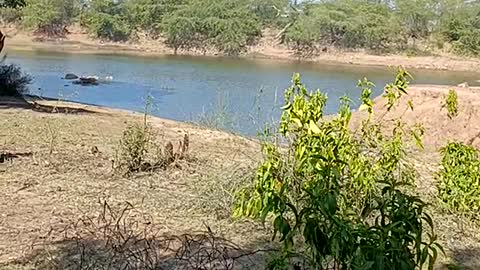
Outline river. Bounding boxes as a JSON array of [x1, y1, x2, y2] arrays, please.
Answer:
[[6, 50, 480, 135]]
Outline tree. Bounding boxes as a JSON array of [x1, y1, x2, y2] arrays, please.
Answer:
[[439, 3, 480, 56], [22, 0, 77, 36], [395, 0, 437, 42], [285, 0, 404, 56], [82, 0, 131, 41], [123, 0, 187, 38], [163, 0, 261, 55], [248, 0, 289, 26]]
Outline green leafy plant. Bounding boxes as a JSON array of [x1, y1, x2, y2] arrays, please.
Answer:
[[443, 89, 459, 119], [437, 142, 480, 216], [234, 70, 442, 269]]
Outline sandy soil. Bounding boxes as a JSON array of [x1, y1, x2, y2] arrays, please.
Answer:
[[351, 84, 480, 150], [3, 25, 480, 73], [0, 97, 268, 269], [1, 84, 480, 269]]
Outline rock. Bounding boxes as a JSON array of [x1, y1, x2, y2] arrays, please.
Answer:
[[457, 82, 469, 88], [65, 73, 79, 80]]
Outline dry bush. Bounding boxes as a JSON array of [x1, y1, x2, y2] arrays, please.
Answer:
[[114, 122, 191, 175]]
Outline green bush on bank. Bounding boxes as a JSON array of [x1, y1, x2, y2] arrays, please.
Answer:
[[438, 142, 480, 216], [235, 70, 442, 269]]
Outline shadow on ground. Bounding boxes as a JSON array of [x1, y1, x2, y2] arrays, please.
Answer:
[[443, 247, 480, 270], [3, 202, 276, 270], [0, 95, 97, 114]]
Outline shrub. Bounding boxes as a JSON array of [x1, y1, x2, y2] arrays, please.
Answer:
[[114, 122, 189, 174], [0, 64, 32, 96], [438, 142, 480, 216], [116, 122, 151, 173], [235, 70, 442, 269], [442, 89, 458, 119]]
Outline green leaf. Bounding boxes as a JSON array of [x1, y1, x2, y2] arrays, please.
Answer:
[[359, 104, 370, 112], [293, 118, 302, 128], [309, 120, 321, 134]]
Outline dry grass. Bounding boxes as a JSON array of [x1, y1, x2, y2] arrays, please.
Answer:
[[0, 97, 270, 269], [4, 201, 276, 270], [1, 86, 480, 269]]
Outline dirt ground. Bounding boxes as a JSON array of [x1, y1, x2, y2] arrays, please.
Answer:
[[3, 25, 480, 73], [0, 97, 269, 269], [1, 84, 480, 269]]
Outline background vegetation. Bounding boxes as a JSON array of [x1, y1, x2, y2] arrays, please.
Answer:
[[1, 0, 480, 56]]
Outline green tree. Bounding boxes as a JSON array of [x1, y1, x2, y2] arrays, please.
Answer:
[[22, 0, 77, 36], [163, 0, 261, 55], [248, 0, 289, 26], [82, 0, 131, 41], [395, 0, 437, 42], [286, 0, 404, 56], [122, 0, 187, 38], [439, 3, 480, 56]]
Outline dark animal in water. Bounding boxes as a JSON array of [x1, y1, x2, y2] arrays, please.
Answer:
[[73, 76, 99, 86], [65, 73, 79, 80]]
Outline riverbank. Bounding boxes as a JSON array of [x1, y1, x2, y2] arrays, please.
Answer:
[[4, 25, 480, 73], [1, 84, 480, 269]]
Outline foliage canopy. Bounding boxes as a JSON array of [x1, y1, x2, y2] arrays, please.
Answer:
[[162, 0, 261, 55], [22, 0, 76, 36]]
